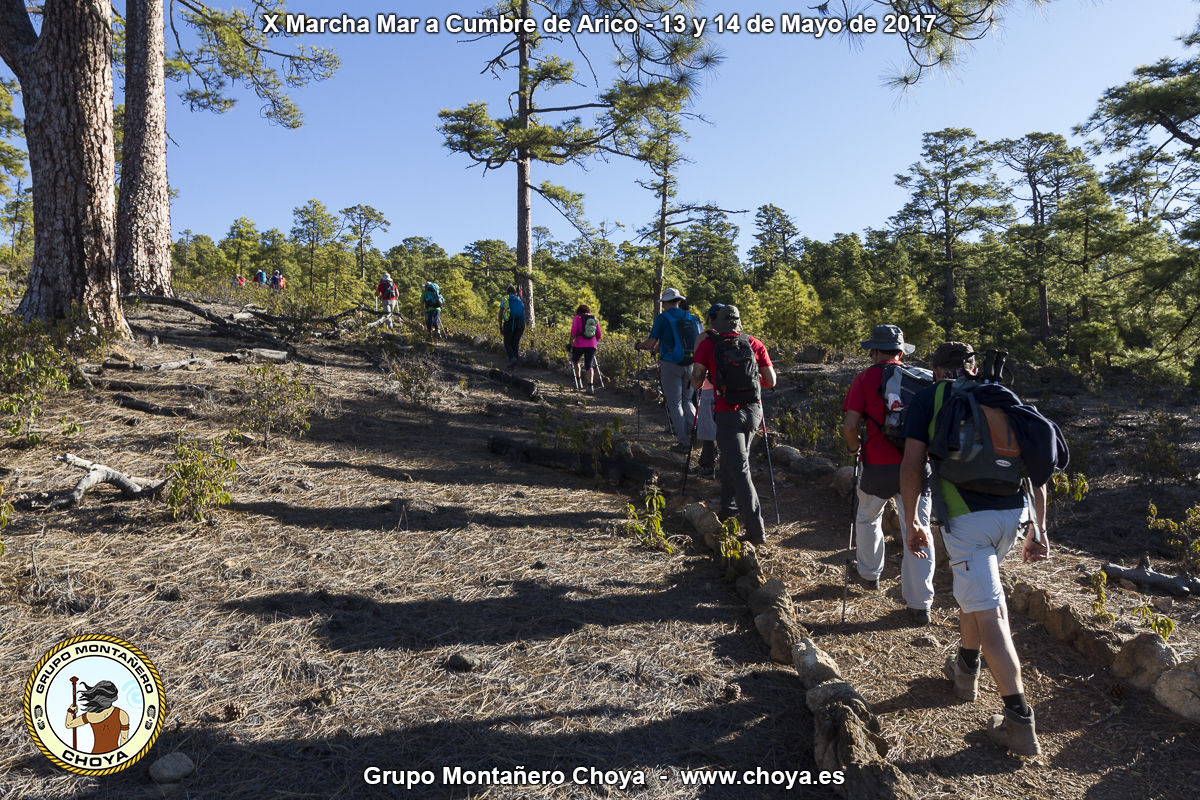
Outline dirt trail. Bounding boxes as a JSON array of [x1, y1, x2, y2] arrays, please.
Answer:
[[1, 305, 1198, 799]]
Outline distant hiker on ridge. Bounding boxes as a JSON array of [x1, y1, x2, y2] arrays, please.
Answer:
[[499, 284, 526, 368], [376, 272, 400, 328], [569, 304, 602, 395], [422, 281, 445, 338]]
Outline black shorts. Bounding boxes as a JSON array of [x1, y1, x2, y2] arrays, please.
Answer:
[[571, 347, 596, 370]]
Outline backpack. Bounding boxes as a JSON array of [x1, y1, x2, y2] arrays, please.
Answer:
[[872, 363, 934, 450], [422, 285, 443, 308], [660, 309, 700, 365], [581, 315, 598, 340], [931, 379, 1025, 496], [503, 294, 524, 322], [709, 333, 761, 406], [381, 280, 398, 300], [255, 270, 266, 284]]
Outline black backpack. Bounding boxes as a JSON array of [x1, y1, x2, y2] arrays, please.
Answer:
[[381, 280, 398, 300], [872, 363, 934, 450], [932, 379, 1025, 496], [710, 333, 760, 406]]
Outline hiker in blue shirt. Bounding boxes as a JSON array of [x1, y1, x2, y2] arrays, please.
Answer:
[[635, 288, 701, 451], [499, 284, 526, 367]]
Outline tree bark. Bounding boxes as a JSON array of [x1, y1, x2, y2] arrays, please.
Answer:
[[117, 0, 172, 297], [515, 0, 535, 327], [1, 1, 128, 334]]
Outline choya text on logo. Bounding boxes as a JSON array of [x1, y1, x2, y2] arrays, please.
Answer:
[[24, 635, 166, 776]]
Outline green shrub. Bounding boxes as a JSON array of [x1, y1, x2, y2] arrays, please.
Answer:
[[235, 363, 315, 447], [623, 486, 673, 554], [166, 437, 236, 522], [0, 317, 97, 444], [1148, 502, 1200, 573]]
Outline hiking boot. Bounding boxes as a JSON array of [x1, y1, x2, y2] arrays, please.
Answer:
[[987, 706, 1041, 756], [943, 654, 980, 702], [696, 464, 717, 480], [587, 385, 594, 396], [907, 608, 931, 626], [739, 532, 765, 545], [670, 442, 691, 454], [853, 573, 879, 592]]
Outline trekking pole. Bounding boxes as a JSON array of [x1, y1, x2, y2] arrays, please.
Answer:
[[760, 413, 781, 526], [70, 676, 78, 749], [681, 402, 700, 494], [594, 360, 605, 390], [841, 447, 863, 624]]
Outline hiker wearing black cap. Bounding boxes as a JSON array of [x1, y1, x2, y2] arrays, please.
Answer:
[[690, 305, 776, 544], [635, 288, 701, 451], [499, 285, 526, 367], [900, 341, 1053, 757], [842, 324, 935, 625]]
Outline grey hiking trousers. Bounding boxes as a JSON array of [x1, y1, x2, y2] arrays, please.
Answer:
[[659, 361, 695, 446], [715, 404, 765, 542]]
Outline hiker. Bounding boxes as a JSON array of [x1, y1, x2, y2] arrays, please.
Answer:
[[270, 270, 285, 290], [231, 274, 246, 288], [65, 680, 129, 754], [842, 324, 935, 625], [693, 304, 724, 479], [900, 341, 1060, 757], [422, 281, 445, 337], [690, 305, 776, 544], [499, 284, 526, 367], [569, 304, 602, 394], [254, 268, 268, 286], [376, 273, 400, 328], [635, 288, 701, 451]]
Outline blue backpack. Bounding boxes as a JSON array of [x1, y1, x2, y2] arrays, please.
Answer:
[[659, 308, 700, 365], [504, 294, 525, 322]]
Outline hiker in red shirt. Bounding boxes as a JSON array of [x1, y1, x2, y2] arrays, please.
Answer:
[[842, 324, 934, 625], [690, 305, 776, 545]]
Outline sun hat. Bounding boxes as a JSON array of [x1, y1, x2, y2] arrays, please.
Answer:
[[713, 305, 742, 334], [660, 287, 686, 303], [861, 324, 915, 355]]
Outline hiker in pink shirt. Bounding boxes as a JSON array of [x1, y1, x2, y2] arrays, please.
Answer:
[[569, 304, 603, 394]]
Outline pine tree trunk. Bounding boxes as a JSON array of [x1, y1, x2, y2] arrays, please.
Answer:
[[654, 158, 668, 318], [3, 1, 127, 334], [117, 0, 172, 297], [515, 0, 535, 327]]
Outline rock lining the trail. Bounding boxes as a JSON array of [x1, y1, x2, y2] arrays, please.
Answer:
[[679, 499, 917, 800]]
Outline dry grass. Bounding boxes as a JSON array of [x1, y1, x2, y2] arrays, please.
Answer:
[[0, 305, 822, 799]]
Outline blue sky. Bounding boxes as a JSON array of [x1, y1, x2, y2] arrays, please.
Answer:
[[23, 1, 1200, 258]]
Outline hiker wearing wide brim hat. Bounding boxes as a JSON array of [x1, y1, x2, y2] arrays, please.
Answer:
[[635, 288, 701, 451], [899, 340, 1051, 758], [842, 323, 934, 624], [689, 305, 777, 545]]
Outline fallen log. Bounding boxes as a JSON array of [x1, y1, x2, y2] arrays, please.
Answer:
[[97, 380, 212, 395], [46, 453, 166, 510], [143, 357, 211, 372], [488, 435, 656, 485], [1103, 558, 1200, 597], [126, 294, 296, 353], [112, 394, 196, 418], [445, 362, 538, 400]]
